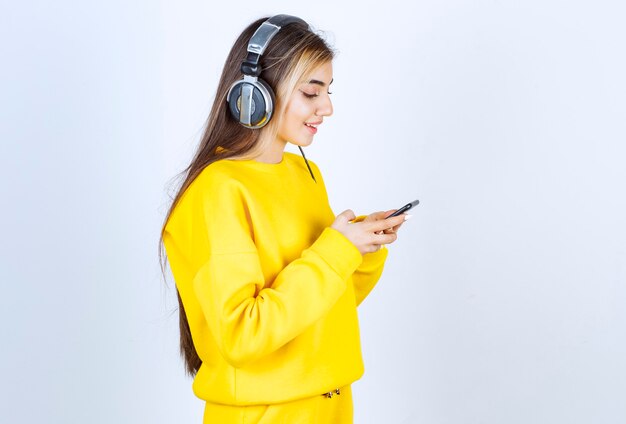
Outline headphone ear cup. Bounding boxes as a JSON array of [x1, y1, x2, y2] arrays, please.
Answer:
[[226, 79, 275, 128], [255, 78, 275, 125]]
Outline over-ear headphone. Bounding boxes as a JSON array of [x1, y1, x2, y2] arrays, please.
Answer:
[[226, 15, 307, 129]]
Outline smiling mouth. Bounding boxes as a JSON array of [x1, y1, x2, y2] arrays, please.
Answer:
[[304, 123, 318, 134]]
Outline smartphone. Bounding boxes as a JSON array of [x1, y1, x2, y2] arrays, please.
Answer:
[[386, 199, 419, 218]]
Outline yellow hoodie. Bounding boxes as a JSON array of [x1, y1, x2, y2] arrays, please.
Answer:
[[163, 151, 388, 406]]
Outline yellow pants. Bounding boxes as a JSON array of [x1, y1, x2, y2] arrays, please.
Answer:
[[202, 385, 353, 423]]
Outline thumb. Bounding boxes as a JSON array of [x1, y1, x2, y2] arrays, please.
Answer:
[[383, 209, 397, 219], [336, 209, 356, 223]]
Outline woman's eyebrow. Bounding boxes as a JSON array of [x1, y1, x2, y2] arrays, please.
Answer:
[[306, 78, 334, 87]]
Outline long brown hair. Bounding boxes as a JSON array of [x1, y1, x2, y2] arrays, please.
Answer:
[[158, 16, 335, 376]]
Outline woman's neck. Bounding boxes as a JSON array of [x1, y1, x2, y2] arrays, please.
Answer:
[[254, 138, 287, 164]]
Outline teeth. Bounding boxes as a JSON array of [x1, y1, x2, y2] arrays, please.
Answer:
[[305, 123, 318, 128]]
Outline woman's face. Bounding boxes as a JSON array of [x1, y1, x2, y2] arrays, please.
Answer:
[[277, 61, 334, 147]]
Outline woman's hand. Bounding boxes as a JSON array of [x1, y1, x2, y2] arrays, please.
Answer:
[[331, 209, 407, 255], [364, 210, 410, 234]]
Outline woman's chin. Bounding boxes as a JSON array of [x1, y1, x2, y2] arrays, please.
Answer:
[[289, 138, 314, 147]]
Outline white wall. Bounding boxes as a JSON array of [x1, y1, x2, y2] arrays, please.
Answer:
[[2, 1, 625, 423]]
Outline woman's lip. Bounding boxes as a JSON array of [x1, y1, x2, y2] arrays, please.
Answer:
[[304, 123, 318, 134]]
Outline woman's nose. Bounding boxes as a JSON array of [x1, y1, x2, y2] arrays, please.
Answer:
[[316, 95, 333, 117]]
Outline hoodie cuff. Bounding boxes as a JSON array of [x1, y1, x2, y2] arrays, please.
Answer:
[[308, 227, 363, 279]]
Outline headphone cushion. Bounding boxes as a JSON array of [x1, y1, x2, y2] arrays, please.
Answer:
[[227, 79, 275, 128]]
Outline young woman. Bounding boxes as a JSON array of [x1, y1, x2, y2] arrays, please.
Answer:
[[159, 15, 408, 423]]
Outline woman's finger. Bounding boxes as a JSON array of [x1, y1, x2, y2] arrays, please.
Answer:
[[373, 232, 397, 245], [389, 222, 403, 232], [363, 210, 386, 223], [366, 214, 406, 233], [382, 209, 397, 219], [390, 214, 412, 232]]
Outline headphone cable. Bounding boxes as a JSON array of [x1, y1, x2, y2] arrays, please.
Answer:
[[298, 146, 317, 183]]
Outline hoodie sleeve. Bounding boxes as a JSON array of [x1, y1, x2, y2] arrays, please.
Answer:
[[190, 174, 363, 368], [349, 211, 389, 304], [351, 245, 388, 306]]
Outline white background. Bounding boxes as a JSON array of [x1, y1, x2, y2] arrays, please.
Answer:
[[2, 1, 625, 423]]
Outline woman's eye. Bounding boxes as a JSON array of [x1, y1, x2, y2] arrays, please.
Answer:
[[300, 89, 332, 98]]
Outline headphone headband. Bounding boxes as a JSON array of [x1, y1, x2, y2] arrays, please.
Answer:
[[241, 15, 307, 77]]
